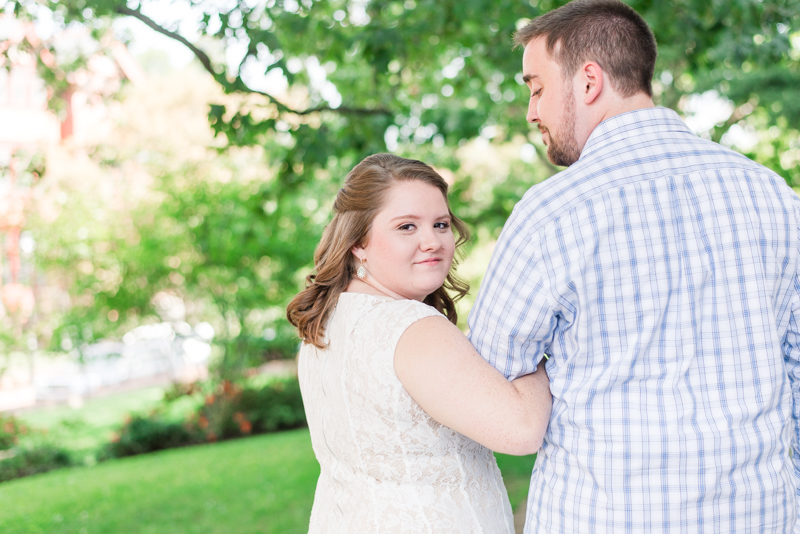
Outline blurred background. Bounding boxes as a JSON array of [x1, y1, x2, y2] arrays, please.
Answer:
[[0, 0, 797, 532]]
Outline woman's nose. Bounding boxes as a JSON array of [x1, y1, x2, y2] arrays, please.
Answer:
[[422, 236, 442, 252], [420, 229, 443, 251]]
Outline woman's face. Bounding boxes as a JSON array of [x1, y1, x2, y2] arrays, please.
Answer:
[[353, 180, 456, 301]]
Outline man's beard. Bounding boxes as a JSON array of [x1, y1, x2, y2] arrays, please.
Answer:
[[542, 91, 581, 167]]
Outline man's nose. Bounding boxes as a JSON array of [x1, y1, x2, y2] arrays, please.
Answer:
[[527, 99, 539, 124]]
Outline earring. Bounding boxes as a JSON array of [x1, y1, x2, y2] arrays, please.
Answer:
[[357, 258, 367, 280]]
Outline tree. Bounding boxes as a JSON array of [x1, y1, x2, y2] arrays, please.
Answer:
[[26, 68, 333, 377], [7, 0, 798, 184], [4, 0, 799, 375]]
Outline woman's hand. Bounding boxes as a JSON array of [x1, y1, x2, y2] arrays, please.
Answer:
[[395, 316, 552, 455]]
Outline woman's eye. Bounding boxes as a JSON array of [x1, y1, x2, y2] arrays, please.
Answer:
[[531, 88, 541, 98], [398, 223, 415, 231], [434, 221, 450, 229]]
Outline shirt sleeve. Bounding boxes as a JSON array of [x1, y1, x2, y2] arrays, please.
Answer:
[[782, 200, 800, 530], [468, 208, 558, 380]]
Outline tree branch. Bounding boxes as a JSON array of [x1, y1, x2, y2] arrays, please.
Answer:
[[115, 6, 390, 118], [291, 104, 391, 116], [711, 99, 757, 144], [116, 6, 216, 76]]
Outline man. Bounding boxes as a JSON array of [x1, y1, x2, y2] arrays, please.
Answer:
[[468, 0, 800, 532]]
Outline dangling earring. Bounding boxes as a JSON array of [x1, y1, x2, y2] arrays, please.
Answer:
[[356, 258, 367, 280]]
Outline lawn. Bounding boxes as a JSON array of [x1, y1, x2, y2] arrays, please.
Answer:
[[496, 451, 536, 511], [15, 387, 169, 460], [0, 428, 535, 533]]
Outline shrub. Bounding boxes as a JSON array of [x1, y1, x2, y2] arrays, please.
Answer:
[[0, 414, 27, 451], [239, 378, 306, 433], [99, 377, 306, 460], [0, 445, 73, 482], [188, 380, 242, 442], [190, 378, 306, 442], [98, 415, 198, 460], [162, 381, 202, 403]]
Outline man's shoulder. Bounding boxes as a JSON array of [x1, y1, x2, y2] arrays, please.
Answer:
[[507, 158, 604, 235], [686, 135, 774, 171], [510, 134, 793, 235], [680, 136, 796, 199]]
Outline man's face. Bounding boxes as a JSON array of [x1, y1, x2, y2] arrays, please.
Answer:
[[522, 38, 581, 167]]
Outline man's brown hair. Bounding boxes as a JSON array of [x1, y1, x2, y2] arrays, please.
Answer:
[[514, 0, 657, 97]]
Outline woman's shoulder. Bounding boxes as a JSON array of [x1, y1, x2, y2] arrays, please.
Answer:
[[337, 293, 444, 344], [335, 295, 445, 367], [339, 292, 442, 320]]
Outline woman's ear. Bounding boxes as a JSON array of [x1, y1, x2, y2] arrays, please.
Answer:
[[350, 244, 365, 262]]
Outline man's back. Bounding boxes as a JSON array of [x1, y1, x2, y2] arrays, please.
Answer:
[[469, 107, 800, 533]]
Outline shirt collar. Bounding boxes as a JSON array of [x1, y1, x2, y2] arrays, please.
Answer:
[[578, 107, 694, 162]]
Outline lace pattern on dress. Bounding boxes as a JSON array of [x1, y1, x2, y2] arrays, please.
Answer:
[[298, 293, 514, 533]]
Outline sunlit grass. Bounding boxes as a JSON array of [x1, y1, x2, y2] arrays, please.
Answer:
[[0, 428, 535, 533], [15, 387, 168, 459], [0, 429, 319, 534]]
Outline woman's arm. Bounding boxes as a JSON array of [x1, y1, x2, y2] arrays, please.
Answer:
[[394, 315, 552, 455]]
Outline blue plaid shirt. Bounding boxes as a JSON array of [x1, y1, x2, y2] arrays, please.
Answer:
[[468, 107, 800, 533]]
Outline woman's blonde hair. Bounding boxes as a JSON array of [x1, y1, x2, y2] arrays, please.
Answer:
[[286, 153, 470, 349]]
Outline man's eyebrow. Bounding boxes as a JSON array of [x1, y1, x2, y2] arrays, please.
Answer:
[[522, 73, 539, 84]]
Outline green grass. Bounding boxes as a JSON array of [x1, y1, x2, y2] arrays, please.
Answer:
[[19, 388, 166, 431], [0, 429, 319, 534], [16, 387, 168, 458], [0, 429, 535, 533], [16, 376, 290, 459], [15, 386, 208, 464], [495, 452, 536, 511]]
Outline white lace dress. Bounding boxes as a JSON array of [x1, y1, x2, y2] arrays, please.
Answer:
[[298, 292, 514, 533]]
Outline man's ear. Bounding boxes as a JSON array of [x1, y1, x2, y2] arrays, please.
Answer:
[[581, 62, 604, 105]]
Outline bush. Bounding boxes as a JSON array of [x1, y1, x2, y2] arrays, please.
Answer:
[[0, 414, 27, 451], [0, 445, 73, 482], [99, 415, 198, 460], [190, 378, 305, 442], [99, 377, 306, 460], [239, 378, 306, 433], [161, 381, 202, 403]]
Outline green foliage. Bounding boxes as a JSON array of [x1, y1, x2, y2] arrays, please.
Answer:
[[152, 170, 329, 374], [128, 165, 332, 374], [5, 0, 800, 373], [15, 387, 167, 457], [100, 377, 305, 460], [0, 445, 73, 483], [98, 414, 198, 460], [241, 377, 306, 432], [9, 0, 799, 181], [188, 377, 306, 442], [26, 73, 329, 372], [0, 414, 27, 451]]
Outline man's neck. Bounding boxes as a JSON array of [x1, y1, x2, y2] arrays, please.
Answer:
[[575, 92, 656, 154], [596, 92, 656, 124]]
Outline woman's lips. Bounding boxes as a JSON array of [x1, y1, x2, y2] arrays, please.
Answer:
[[416, 258, 441, 266]]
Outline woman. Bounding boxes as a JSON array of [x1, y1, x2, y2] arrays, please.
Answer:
[[287, 154, 551, 533]]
